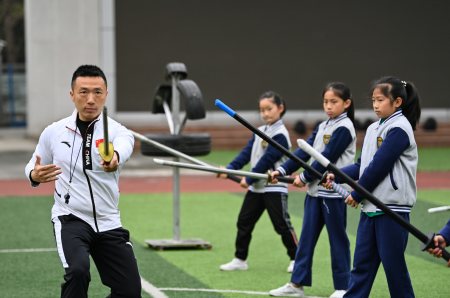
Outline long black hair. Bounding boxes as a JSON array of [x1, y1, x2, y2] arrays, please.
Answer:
[[259, 90, 286, 118], [370, 76, 421, 130], [322, 82, 355, 124]]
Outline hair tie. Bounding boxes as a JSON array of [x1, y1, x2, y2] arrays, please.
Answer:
[[401, 80, 407, 87]]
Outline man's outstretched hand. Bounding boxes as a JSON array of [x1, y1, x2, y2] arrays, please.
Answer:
[[31, 155, 61, 183]]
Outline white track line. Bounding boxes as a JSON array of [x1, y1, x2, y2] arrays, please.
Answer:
[[160, 287, 325, 297], [140, 277, 169, 298], [160, 287, 268, 295], [0, 248, 57, 253]]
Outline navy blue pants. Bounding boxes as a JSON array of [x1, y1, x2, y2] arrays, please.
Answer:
[[291, 194, 350, 290], [344, 212, 414, 298], [53, 215, 142, 298], [234, 191, 298, 260]]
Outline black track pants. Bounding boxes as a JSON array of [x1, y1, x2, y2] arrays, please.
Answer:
[[234, 191, 298, 260], [53, 215, 142, 298]]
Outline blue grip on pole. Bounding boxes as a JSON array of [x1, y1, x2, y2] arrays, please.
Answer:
[[215, 99, 236, 117], [332, 182, 350, 199]]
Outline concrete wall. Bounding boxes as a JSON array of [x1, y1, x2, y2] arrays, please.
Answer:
[[25, 0, 115, 137]]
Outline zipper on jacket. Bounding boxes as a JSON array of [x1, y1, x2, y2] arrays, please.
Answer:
[[81, 119, 100, 232], [84, 169, 100, 232]]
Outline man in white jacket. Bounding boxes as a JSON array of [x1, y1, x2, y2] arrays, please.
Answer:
[[25, 65, 141, 298]]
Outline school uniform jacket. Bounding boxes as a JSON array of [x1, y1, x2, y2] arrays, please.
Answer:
[[227, 119, 291, 193], [25, 110, 134, 232], [341, 110, 417, 213], [278, 113, 356, 198]]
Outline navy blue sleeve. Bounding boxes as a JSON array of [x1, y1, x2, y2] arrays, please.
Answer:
[[227, 134, 254, 170], [439, 219, 450, 246], [245, 133, 288, 185], [351, 127, 410, 202], [302, 126, 353, 182], [278, 126, 318, 175], [338, 156, 361, 182]]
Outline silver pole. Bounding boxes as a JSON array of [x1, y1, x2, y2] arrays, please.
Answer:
[[428, 206, 450, 213], [153, 158, 296, 185], [171, 75, 181, 241], [163, 101, 175, 134], [171, 76, 181, 133], [154, 158, 268, 180], [131, 130, 211, 166]]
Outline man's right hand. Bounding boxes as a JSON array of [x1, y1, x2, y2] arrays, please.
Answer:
[[31, 155, 62, 183]]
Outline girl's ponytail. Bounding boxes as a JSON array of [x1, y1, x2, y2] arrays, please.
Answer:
[[402, 81, 421, 130]]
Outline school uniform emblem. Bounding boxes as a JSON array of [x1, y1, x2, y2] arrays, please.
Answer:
[[377, 137, 383, 148], [323, 134, 331, 145]]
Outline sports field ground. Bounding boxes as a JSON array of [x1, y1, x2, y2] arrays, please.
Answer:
[[0, 148, 449, 297]]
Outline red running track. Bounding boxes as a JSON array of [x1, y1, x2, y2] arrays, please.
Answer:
[[0, 172, 449, 197]]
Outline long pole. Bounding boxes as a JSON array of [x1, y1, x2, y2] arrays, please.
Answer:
[[428, 206, 450, 213], [215, 99, 350, 198], [153, 158, 295, 184], [297, 139, 450, 261], [103, 107, 110, 156], [131, 130, 241, 183]]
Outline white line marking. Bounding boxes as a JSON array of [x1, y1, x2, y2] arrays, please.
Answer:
[[160, 287, 268, 295], [160, 288, 325, 297], [140, 277, 169, 298], [0, 248, 57, 253]]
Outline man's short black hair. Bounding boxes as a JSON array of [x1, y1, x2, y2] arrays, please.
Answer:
[[71, 65, 107, 88]]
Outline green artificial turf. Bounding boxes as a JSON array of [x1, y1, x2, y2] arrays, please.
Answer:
[[0, 196, 110, 298], [119, 191, 450, 298], [0, 185, 449, 297]]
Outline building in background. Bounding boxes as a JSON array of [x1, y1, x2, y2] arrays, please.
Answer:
[[0, 0, 25, 127], [11, 0, 450, 137]]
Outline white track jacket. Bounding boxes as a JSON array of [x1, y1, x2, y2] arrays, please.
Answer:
[[25, 110, 134, 232]]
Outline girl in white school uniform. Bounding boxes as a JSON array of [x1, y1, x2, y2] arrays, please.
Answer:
[[328, 76, 421, 298], [269, 82, 356, 298], [218, 91, 298, 272]]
